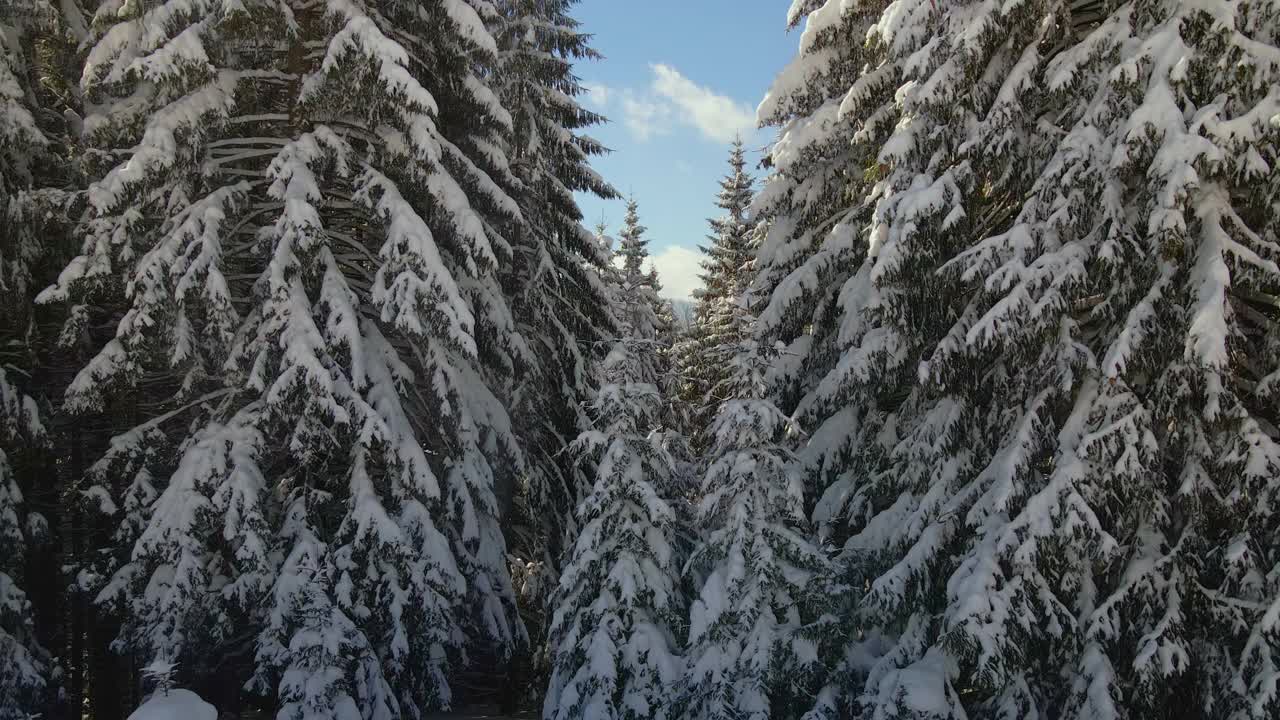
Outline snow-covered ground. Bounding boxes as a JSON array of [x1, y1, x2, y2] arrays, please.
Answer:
[[426, 710, 535, 720], [127, 690, 216, 720]]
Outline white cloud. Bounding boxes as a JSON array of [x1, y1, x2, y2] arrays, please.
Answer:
[[606, 244, 702, 299], [650, 64, 756, 143], [583, 66, 755, 144], [648, 245, 703, 300], [582, 80, 673, 142], [582, 81, 612, 108], [620, 92, 673, 141]]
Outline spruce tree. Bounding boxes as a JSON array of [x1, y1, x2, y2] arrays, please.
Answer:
[[493, 0, 619, 572], [751, 5, 912, 710], [258, 502, 398, 720], [614, 200, 691, 493], [594, 219, 623, 296], [614, 198, 664, 356], [677, 139, 757, 452], [38, 0, 528, 714], [680, 317, 835, 720], [542, 338, 683, 720], [543, 246, 684, 720], [939, 5, 1280, 717], [611, 197, 674, 412], [0, 369, 50, 720], [1, 1, 84, 715], [755, 1, 1280, 718]]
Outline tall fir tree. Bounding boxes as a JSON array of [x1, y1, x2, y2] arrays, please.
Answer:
[[680, 314, 836, 720], [544, 199, 686, 719], [542, 336, 684, 720], [755, 1, 1280, 718], [0, 366, 51, 719], [37, 0, 534, 714], [593, 219, 623, 297], [1, 0, 87, 715], [613, 198, 665, 366], [613, 199, 692, 495], [675, 138, 757, 452], [492, 0, 619, 574]]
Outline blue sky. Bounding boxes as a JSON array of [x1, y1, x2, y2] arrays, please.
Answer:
[[572, 1, 798, 299]]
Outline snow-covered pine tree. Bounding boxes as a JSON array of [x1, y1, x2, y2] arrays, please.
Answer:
[[677, 138, 757, 452], [0, 368, 50, 720], [543, 238, 684, 719], [542, 336, 683, 720], [614, 198, 665, 378], [39, 0, 529, 714], [1, 0, 85, 367], [751, 0, 898, 419], [593, 219, 624, 298], [411, 4, 527, 673], [259, 494, 399, 720], [756, 1, 1280, 718], [615, 200, 692, 495], [0, 2, 85, 716], [751, 3, 928, 710], [2, 0, 86, 316], [653, 292, 678, 393], [937, 4, 1280, 717], [680, 315, 836, 720], [492, 0, 619, 573], [1, 0, 53, 241]]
